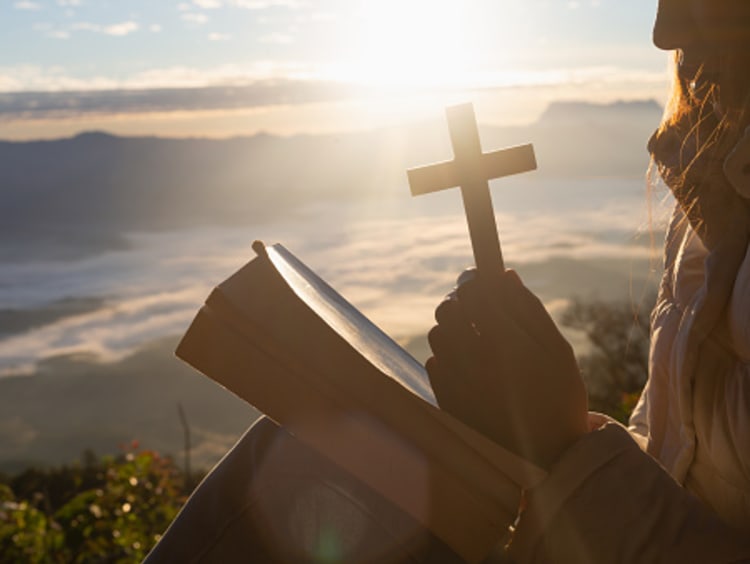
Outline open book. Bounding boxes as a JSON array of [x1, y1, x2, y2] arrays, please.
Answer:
[[176, 240, 547, 563]]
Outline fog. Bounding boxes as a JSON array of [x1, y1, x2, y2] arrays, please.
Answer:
[[0, 176, 669, 378], [0, 99, 671, 468]]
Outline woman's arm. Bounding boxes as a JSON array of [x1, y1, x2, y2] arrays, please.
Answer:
[[427, 269, 750, 561], [511, 419, 750, 563]]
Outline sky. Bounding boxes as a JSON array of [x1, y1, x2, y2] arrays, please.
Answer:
[[2, 0, 671, 138]]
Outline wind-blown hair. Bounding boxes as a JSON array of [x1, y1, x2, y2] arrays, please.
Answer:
[[648, 50, 750, 241]]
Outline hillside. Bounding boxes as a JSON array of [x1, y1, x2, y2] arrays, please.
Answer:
[[0, 99, 665, 472], [0, 99, 661, 260], [0, 336, 259, 474]]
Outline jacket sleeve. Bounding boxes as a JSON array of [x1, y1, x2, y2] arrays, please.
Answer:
[[507, 421, 750, 564]]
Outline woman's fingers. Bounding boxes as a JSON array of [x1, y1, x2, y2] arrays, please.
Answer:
[[457, 270, 566, 352], [425, 355, 462, 412], [426, 268, 587, 467], [425, 333, 485, 420], [454, 273, 529, 348], [428, 297, 498, 411], [427, 317, 478, 379], [455, 267, 477, 287]]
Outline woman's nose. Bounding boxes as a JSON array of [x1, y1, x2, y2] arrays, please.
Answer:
[[653, 0, 697, 50]]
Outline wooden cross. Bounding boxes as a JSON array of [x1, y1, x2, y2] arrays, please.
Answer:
[[407, 103, 536, 278]]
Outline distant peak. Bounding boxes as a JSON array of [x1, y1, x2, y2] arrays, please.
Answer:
[[538, 99, 663, 124], [72, 131, 117, 141]]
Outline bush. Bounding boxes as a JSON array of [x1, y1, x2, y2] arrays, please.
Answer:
[[561, 295, 653, 423], [0, 444, 189, 563]]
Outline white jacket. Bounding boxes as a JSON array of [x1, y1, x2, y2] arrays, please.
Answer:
[[507, 199, 750, 562], [629, 205, 750, 530]]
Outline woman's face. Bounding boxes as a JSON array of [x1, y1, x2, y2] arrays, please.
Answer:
[[653, 0, 750, 81]]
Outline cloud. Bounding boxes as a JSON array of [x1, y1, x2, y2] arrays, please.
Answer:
[[258, 32, 293, 44], [0, 64, 669, 136], [0, 174, 666, 377], [57, 0, 82, 5], [208, 32, 232, 41], [71, 21, 97, 31], [181, 12, 209, 24], [193, 0, 222, 7], [70, 20, 139, 36], [34, 20, 127, 41], [13, 1, 41, 10], [0, 289, 209, 376], [306, 11, 337, 22], [229, 0, 304, 9], [0, 79, 365, 118], [149, 24, 162, 33], [104, 21, 139, 36], [0, 63, 669, 121]]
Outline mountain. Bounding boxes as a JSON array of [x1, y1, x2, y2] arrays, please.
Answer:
[[0, 99, 665, 472], [538, 99, 663, 125], [0, 336, 260, 475], [0, 99, 662, 260], [517, 99, 661, 177]]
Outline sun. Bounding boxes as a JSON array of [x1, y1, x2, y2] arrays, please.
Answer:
[[345, 1, 480, 89]]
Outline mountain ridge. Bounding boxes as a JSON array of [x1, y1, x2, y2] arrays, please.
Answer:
[[0, 99, 662, 261], [0, 99, 665, 472]]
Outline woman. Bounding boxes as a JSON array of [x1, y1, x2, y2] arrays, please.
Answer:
[[147, 1, 750, 561], [427, 0, 750, 559]]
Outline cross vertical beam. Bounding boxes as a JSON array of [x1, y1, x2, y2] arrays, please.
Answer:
[[446, 104, 505, 278], [407, 103, 537, 279]]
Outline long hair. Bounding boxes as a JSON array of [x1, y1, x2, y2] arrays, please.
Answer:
[[648, 50, 750, 243]]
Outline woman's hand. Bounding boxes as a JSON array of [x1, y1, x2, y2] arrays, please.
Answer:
[[425, 269, 589, 468]]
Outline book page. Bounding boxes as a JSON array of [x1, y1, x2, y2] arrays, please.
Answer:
[[267, 244, 437, 406]]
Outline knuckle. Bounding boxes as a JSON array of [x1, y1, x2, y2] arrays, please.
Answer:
[[427, 325, 442, 348], [434, 298, 455, 323], [456, 268, 477, 287]]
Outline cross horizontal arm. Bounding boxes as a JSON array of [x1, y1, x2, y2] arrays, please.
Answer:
[[407, 102, 538, 278], [407, 144, 537, 197], [482, 144, 536, 183], [407, 160, 460, 196]]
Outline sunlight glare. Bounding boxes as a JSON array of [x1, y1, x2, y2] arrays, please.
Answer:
[[347, 1, 480, 88]]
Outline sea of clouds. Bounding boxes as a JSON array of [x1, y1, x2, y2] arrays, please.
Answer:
[[0, 176, 672, 377]]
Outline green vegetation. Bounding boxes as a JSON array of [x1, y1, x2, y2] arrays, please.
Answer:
[[0, 443, 193, 563], [561, 295, 652, 423]]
